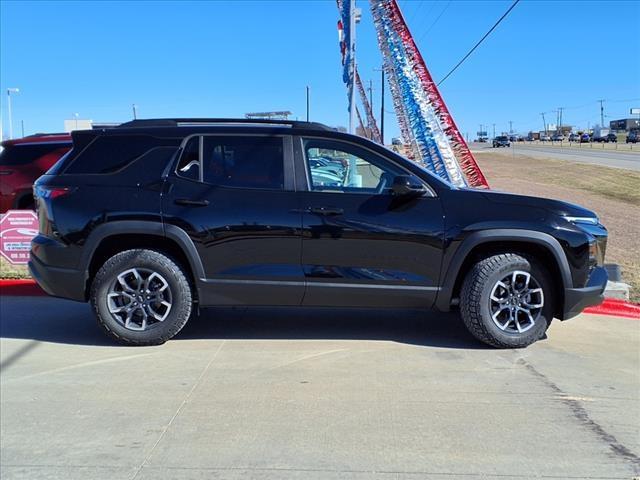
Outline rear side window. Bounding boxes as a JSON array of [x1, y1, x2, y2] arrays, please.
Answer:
[[202, 136, 284, 189], [64, 135, 177, 174], [0, 143, 70, 166]]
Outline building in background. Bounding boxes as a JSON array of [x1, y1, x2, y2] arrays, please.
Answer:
[[245, 111, 292, 120], [63, 119, 119, 132], [609, 118, 640, 132]]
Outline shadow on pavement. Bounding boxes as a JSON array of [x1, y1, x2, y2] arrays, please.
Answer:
[[0, 296, 487, 350]]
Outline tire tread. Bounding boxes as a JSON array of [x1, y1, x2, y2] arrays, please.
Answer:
[[90, 249, 192, 346], [460, 253, 547, 349]]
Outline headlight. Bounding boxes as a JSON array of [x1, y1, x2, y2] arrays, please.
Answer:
[[564, 216, 599, 226]]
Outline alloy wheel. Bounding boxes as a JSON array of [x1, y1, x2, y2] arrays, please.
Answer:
[[106, 268, 173, 331], [489, 270, 544, 334]]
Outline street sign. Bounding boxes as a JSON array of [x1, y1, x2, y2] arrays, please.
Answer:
[[631, 108, 640, 115], [0, 210, 38, 265]]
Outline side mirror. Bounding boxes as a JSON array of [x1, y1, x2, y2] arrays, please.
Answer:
[[391, 175, 427, 196]]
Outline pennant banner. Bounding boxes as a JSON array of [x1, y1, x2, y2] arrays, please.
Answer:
[[369, 0, 489, 188]]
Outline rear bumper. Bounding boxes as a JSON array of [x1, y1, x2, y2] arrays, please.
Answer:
[[28, 253, 86, 302], [562, 266, 608, 320]]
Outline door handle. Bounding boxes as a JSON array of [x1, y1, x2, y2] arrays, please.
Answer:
[[174, 198, 210, 207], [307, 206, 344, 216]]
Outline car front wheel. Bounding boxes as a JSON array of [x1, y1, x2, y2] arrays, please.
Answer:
[[460, 253, 553, 348], [91, 249, 193, 346]]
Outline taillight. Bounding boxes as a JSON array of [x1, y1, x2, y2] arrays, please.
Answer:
[[34, 185, 75, 200]]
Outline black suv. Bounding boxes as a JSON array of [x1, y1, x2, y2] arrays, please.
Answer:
[[492, 136, 510, 148], [30, 119, 608, 348]]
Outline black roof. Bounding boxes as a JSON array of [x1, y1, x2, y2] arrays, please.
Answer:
[[116, 118, 334, 131]]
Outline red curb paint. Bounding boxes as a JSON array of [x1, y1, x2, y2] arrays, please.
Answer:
[[584, 298, 640, 319], [1, 279, 639, 318], [0, 279, 44, 296]]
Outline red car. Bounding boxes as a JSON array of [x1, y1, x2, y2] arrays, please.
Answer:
[[0, 133, 72, 212]]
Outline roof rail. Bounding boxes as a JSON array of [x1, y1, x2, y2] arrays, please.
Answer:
[[27, 132, 70, 137], [116, 118, 334, 131]]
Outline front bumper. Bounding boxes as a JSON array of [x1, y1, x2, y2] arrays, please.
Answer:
[[28, 253, 86, 302], [562, 266, 608, 320]]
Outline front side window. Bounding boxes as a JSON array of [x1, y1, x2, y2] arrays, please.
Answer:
[[176, 137, 201, 181], [303, 139, 404, 194], [201, 136, 284, 190]]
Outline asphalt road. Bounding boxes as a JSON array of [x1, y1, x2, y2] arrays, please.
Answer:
[[1, 296, 639, 479], [471, 143, 640, 171]]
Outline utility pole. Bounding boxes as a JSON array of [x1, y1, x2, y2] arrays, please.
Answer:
[[306, 86, 310, 122], [374, 67, 385, 144], [598, 99, 605, 128], [509, 120, 513, 134], [132, 104, 138, 119], [21, 120, 24, 138], [348, 0, 357, 134], [541, 112, 547, 135], [368, 79, 373, 113], [479, 124, 483, 141], [492, 123, 496, 139], [558, 107, 563, 133]]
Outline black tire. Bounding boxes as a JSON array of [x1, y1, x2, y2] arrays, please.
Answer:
[[460, 253, 553, 348], [91, 249, 193, 346]]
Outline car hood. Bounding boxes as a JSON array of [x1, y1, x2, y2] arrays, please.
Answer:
[[472, 188, 597, 218]]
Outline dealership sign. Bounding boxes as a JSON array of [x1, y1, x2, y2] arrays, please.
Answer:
[[0, 210, 38, 265]]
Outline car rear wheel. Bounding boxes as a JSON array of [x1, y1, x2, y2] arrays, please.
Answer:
[[91, 249, 193, 346], [460, 253, 553, 348]]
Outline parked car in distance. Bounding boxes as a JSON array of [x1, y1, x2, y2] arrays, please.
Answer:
[[30, 118, 608, 349], [580, 133, 590, 143], [551, 134, 564, 142], [492, 136, 510, 147], [626, 131, 639, 143], [508, 135, 518, 142], [568, 133, 580, 142], [540, 135, 551, 142], [606, 133, 617, 143], [0, 133, 72, 213]]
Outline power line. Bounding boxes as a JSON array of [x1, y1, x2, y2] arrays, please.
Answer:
[[437, 0, 520, 86], [413, 0, 441, 29], [406, 0, 426, 26], [417, 0, 452, 43]]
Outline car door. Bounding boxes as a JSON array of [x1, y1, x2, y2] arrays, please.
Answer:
[[296, 136, 445, 308], [162, 133, 304, 306]]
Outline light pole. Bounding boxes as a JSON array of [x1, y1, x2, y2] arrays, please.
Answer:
[[132, 104, 138, 119], [7, 88, 20, 140], [306, 86, 310, 122]]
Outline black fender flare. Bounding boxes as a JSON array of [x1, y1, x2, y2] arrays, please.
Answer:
[[79, 220, 205, 281], [434, 229, 572, 311]]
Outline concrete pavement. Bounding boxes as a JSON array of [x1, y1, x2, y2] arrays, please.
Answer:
[[471, 142, 640, 171], [1, 296, 639, 479]]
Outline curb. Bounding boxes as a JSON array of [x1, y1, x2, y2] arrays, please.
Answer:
[[1, 279, 639, 319], [0, 279, 45, 296], [584, 298, 640, 319]]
